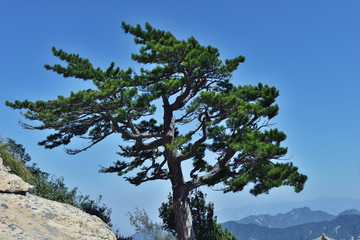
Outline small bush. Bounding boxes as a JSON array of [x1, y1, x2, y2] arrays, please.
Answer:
[[0, 138, 34, 183], [31, 174, 78, 205], [78, 195, 112, 227]]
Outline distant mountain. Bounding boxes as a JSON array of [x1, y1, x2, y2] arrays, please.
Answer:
[[222, 215, 360, 240], [131, 232, 151, 240], [216, 197, 360, 223], [236, 207, 336, 228], [131, 231, 176, 240], [131, 232, 147, 240], [338, 209, 360, 216]]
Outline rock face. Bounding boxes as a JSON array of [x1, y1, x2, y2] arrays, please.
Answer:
[[0, 193, 117, 239], [0, 166, 35, 193], [0, 157, 117, 240]]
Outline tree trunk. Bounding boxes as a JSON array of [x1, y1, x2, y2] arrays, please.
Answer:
[[173, 186, 196, 240], [167, 150, 195, 240], [163, 106, 195, 239]]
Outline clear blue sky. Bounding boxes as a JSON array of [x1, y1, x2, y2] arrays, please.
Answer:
[[1, 0, 359, 236]]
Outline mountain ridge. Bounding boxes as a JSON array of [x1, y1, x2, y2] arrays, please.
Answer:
[[216, 197, 360, 223], [235, 207, 336, 228], [222, 215, 360, 240]]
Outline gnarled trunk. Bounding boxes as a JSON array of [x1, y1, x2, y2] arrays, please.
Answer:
[[172, 185, 196, 240], [167, 148, 196, 240]]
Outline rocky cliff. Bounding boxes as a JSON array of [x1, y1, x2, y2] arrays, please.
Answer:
[[0, 156, 117, 240]]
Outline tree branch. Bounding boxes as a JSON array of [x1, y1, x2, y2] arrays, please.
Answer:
[[188, 148, 236, 189], [177, 111, 209, 162], [64, 130, 114, 155]]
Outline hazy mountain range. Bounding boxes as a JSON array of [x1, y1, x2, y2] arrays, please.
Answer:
[[216, 197, 360, 223], [222, 207, 360, 240], [235, 207, 360, 228], [222, 215, 360, 240]]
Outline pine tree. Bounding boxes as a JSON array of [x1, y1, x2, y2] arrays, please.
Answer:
[[6, 22, 307, 240]]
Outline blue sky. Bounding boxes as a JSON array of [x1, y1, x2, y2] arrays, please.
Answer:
[[1, 0, 359, 236]]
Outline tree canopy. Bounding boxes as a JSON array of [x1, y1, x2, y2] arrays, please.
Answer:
[[6, 22, 307, 240]]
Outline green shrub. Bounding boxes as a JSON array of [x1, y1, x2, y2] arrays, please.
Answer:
[[0, 138, 34, 183], [31, 174, 78, 205], [78, 195, 112, 227]]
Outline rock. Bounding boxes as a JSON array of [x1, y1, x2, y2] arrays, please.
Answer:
[[0, 156, 11, 173], [0, 156, 8, 172], [0, 170, 35, 193], [0, 193, 117, 239], [0, 157, 35, 193]]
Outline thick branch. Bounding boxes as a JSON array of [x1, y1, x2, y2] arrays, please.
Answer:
[[189, 148, 237, 190]]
